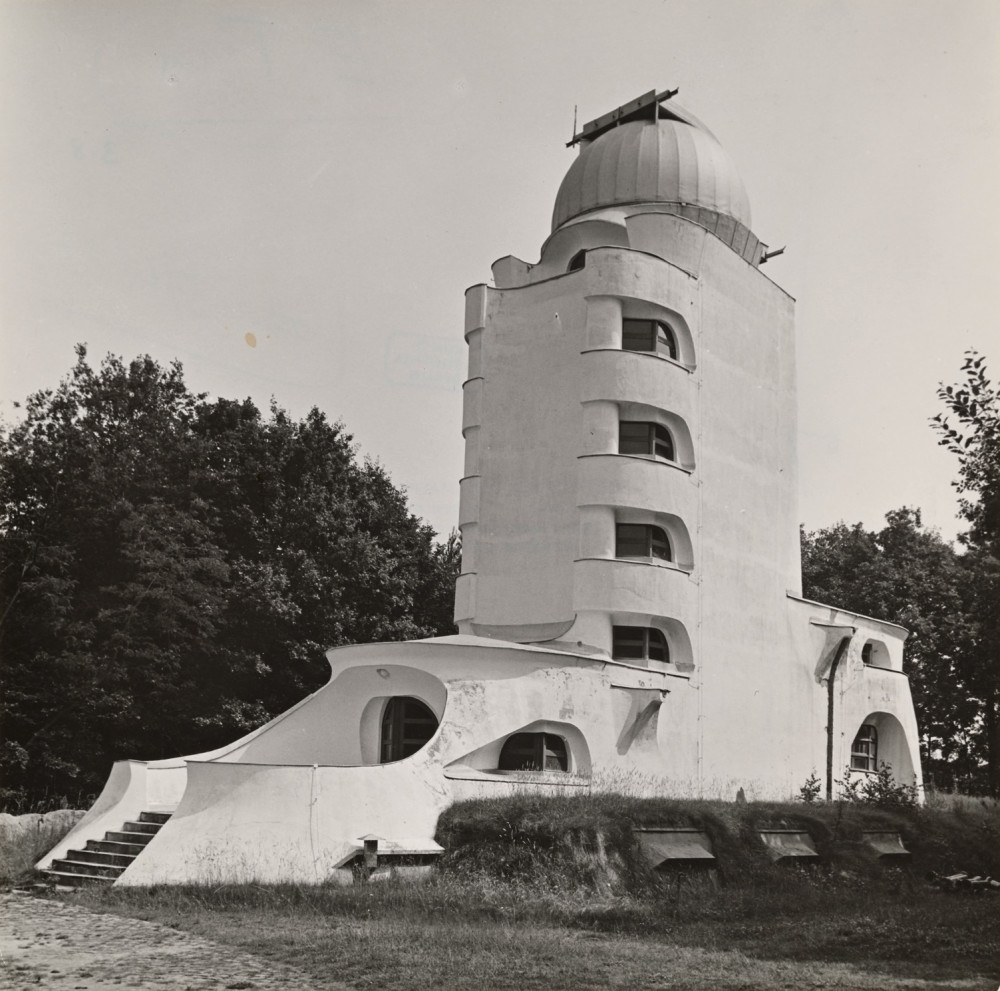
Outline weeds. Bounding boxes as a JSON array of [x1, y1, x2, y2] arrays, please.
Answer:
[[836, 764, 920, 808], [0, 809, 85, 884], [798, 770, 822, 804], [64, 867, 1000, 989], [18, 794, 1000, 990]]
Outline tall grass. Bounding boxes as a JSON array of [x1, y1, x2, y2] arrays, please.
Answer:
[[0, 811, 84, 883], [38, 795, 1000, 989]]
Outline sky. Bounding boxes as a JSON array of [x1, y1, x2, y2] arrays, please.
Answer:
[[2, 0, 998, 543]]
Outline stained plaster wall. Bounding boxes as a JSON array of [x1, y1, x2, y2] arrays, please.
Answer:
[[110, 638, 686, 885]]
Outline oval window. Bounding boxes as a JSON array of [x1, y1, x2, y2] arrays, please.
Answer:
[[380, 697, 439, 763]]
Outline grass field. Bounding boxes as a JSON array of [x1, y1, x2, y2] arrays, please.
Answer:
[[52, 794, 1000, 990], [65, 871, 1000, 989]]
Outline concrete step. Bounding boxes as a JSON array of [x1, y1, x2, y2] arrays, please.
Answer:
[[121, 820, 161, 835], [138, 811, 172, 825], [87, 838, 149, 856], [105, 830, 155, 845], [43, 810, 172, 887], [49, 858, 126, 879], [69, 847, 137, 868]]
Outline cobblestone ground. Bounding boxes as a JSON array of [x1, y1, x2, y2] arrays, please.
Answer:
[[0, 892, 346, 990]]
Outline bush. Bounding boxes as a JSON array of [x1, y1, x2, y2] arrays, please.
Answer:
[[837, 764, 919, 808], [798, 771, 822, 804]]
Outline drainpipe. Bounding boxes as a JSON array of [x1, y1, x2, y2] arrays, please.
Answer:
[[825, 637, 851, 801]]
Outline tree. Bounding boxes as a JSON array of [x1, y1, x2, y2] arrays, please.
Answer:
[[931, 351, 1000, 793], [801, 508, 990, 792], [932, 351, 999, 556], [0, 348, 459, 809]]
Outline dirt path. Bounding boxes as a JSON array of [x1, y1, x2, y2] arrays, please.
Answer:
[[0, 892, 346, 990]]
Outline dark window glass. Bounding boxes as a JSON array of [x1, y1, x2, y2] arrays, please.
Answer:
[[850, 724, 878, 772], [619, 422, 652, 455], [656, 322, 678, 360], [612, 626, 647, 660], [380, 697, 439, 763], [612, 626, 670, 665], [653, 424, 675, 461], [647, 628, 669, 663], [616, 523, 672, 561], [616, 523, 650, 558], [650, 528, 671, 561], [862, 643, 873, 665], [568, 250, 586, 272], [498, 732, 568, 772], [622, 318, 678, 360], [618, 422, 675, 462], [622, 318, 655, 352]]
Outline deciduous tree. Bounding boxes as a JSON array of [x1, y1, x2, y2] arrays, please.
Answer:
[[0, 348, 459, 809], [931, 351, 999, 793]]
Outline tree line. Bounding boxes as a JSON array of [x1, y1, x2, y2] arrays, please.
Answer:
[[0, 347, 459, 810]]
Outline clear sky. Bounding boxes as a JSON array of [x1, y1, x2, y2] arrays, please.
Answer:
[[2, 0, 998, 543]]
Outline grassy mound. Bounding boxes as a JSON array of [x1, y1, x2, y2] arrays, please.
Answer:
[[41, 794, 1000, 989], [435, 793, 1000, 897]]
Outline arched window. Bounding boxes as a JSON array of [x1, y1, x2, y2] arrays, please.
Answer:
[[567, 249, 587, 272], [619, 421, 675, 462], [616, 523, 672, 562], [850, 724, 878, 772], [622, 318, 678, 360], [861, 640, 890, 669], [612, 626, 670, 665], [498, 732, 568, 772], [380, 697, 439, 763]]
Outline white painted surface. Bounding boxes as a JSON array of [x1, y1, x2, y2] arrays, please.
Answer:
[[40, 102, 923, 886]]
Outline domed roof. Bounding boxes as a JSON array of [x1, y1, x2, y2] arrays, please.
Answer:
[[551, 116, 751, 232]]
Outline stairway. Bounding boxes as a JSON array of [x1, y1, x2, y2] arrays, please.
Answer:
[[44, 811, 172, 887]]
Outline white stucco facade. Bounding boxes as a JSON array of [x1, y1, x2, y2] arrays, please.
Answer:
[[454, 93, 920, 804], [41, 91, 922, 885]]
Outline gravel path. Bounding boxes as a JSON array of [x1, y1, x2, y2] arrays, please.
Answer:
[[0, 892, 345, 990]]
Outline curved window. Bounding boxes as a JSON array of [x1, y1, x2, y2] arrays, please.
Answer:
[[861, 640, 890, 669], [622, 318, 677, 360], [619, 421, 675, 462], [380, 697, 438, 763], [498, 732, 568, 772], [850, 724, 878, 772], [568, 249, 587, 272], [616, 523, 671, 562], [612, 626, 670, 664]]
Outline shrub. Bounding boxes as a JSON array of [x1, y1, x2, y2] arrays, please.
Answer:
[[798, 771, 822, 804], [837, 764, 919, 808]]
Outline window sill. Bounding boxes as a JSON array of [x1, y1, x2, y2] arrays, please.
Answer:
[[578, 452, 695, 474], [443, 765, 590, 786], [580, 347, 694, 373], [575, 556, 694, 576]]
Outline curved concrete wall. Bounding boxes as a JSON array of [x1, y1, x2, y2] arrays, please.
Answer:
[[577, 455, 698, 523], [579, 349, 697, 423], [226, 665, 448, 767], [573, 558, 697, 622], [106, 639, 694, 884]]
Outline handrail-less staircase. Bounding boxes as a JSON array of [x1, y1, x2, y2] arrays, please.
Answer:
[[44, 811, 171, 886]]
